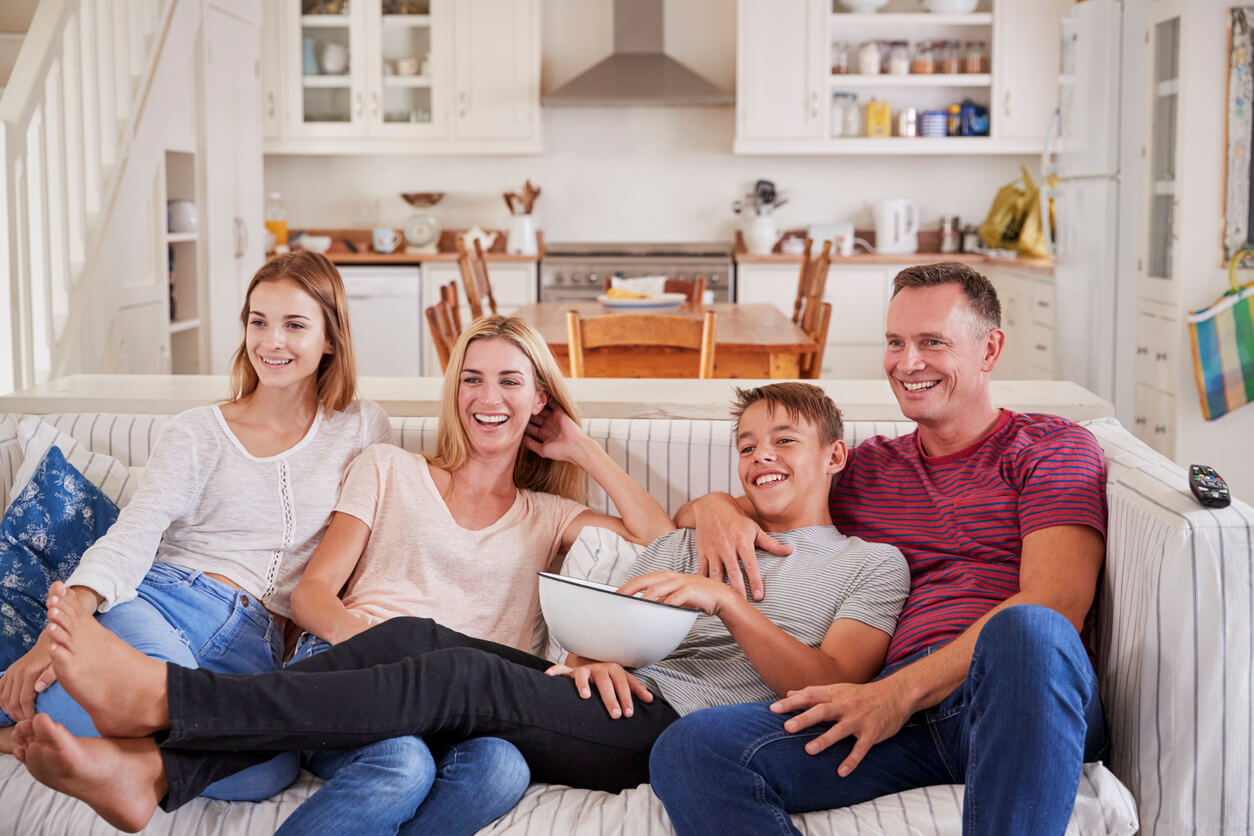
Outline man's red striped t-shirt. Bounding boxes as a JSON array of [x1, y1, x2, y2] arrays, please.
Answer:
[[829, 409, 1107, 667]]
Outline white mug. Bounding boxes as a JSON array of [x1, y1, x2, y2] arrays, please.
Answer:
[[372, 227, 400, 254]]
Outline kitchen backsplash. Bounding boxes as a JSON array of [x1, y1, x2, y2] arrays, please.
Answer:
[[264, 107, 1035, 243]]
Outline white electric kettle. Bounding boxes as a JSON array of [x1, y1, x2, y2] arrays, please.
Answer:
[[872, 199, 919, 255]]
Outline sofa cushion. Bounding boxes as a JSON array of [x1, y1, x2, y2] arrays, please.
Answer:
[[6, 416, 144, 514], [0, 446, 119, 670]]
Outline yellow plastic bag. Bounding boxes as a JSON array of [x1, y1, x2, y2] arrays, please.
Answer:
[[978, 167, 1049, 257]]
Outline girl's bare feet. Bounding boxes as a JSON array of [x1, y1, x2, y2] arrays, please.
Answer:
[[15, 714, 167, 833], [44, 582, 170, 737]]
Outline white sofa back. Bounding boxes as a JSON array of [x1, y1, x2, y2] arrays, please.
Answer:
[[2, 411, 1252, 836]]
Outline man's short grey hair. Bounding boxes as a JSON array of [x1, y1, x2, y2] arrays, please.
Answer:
[[891, 263, 1002, 332]]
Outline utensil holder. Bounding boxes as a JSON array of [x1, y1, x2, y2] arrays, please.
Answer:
[[744, 216, 778, 256], [507, 214, 538, 256]]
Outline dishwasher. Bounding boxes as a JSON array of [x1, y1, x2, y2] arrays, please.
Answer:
[[339, 266, 422, 376]]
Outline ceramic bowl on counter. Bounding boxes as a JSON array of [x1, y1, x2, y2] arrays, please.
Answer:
[[296, 234, 333, 254], [538, 572, 699, 668], [838, 0, 888, 13]]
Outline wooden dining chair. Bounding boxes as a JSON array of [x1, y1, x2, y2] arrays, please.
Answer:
[[792, 239, 832, 326], [565, 310, 717, 379], [425, 300, 458, 372], [456, 238, 498, 320], [599, 276, 707, 304], [439, 281, 462, 335], [798, 301, 832, 380]]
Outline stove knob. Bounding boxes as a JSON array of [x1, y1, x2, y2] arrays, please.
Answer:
[[710, 273, 721, 284], [552, 272, 564, 285], [587, 273, 599, 284]]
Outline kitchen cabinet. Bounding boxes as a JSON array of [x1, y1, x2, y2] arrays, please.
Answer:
[[342, 266, 423, 376], [984, 264, 1056, 380], [734, 0, 1069, 155], [736, 0, 827, 143], [420, 260, 538, 375], [264, 0, 541, 154]]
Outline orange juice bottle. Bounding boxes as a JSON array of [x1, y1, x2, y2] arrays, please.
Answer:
[[865, 99, 892, 138], [265, 192, 288, 248]]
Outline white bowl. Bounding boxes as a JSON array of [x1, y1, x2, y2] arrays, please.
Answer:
[[538, 572, 699, 668], [922, 0, 979, 13], [839, 0, 888, 13], [297, 235, 332, 254]]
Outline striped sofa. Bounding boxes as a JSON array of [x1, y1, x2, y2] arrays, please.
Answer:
[[0, 411, 1248, 836]]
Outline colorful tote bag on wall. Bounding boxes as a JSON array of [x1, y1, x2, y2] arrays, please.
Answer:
[[1188, 250, 1254, 420]]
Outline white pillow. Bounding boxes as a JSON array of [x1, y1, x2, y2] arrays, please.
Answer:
[[7, 416, 143, 514], [544, 526, 646, 662]]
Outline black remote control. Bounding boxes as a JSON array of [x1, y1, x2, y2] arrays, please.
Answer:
[[1189, 465, 1231, 508]]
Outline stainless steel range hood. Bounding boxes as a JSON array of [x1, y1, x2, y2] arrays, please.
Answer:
[[543, 0, 732, 107]]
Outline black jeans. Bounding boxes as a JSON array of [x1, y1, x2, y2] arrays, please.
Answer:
[[159, 617, 681, 809]]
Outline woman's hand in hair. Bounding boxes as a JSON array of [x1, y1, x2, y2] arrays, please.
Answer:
[[524, 404, 590, 466]]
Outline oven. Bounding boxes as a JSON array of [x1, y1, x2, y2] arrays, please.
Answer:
[[539, 242, 735, 304]]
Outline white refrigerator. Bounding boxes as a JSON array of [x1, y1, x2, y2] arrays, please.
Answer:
[[1043, 0, 1123, 402]]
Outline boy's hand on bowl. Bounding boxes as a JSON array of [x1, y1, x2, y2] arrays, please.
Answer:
[[546, 656, 653, 719], [618, 571, 735, 617]]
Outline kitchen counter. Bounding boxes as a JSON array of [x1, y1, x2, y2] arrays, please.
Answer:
[[0, 375, 1112, 422], [733, 230, 1055, 276], [290, 228, 543, 265]]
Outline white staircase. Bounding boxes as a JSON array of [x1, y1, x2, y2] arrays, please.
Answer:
[[0, 0, 175, 395]]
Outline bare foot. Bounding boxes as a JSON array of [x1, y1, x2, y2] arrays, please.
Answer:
[[16, 714, 167, 833], [0, 724, 14, 755], [44, 581, 169, 737]]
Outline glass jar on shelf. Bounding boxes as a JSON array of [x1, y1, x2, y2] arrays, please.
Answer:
[[843, 94, 862, 137], [831, 41, 849, 75], [947, 103, 962, 136], [911, 42, 935, 74], [937, 40, 960, 75], [887, 41, 910, 75], [831, 92, 847, 136], [858, 40, 882, 75], [962, 41, 988, 74]]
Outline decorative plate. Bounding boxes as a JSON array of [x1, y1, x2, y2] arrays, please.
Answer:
[[403, 212, 440, 248], [596, 292, 688, 310]]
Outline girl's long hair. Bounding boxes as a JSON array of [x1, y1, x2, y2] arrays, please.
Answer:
[[432, 315, 585, 502]]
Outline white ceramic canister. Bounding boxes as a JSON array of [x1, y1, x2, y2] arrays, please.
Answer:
[[507, 214, 538, 256], [744, 215, 779, 255]]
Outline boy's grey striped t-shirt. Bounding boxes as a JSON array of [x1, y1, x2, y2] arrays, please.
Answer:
[[627, 526, 909, 717]]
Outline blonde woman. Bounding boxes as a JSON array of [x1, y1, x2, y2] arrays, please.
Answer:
[[0, 251, 392, 802], [255, 314, 672, 836]]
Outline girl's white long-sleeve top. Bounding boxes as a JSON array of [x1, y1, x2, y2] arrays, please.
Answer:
[[65, 400, 393, 617]]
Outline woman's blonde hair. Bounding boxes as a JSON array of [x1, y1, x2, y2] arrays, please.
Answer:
[[432, 315, 585, 503], [227, 251, 357, 413]]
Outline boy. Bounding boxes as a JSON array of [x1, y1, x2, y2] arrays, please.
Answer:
[[16, 383, 909, 833]]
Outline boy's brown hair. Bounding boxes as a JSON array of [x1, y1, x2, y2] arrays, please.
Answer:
[[731, 382, 843, 445]]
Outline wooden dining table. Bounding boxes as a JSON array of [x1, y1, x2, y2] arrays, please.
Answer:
[[513, 302, 817, 379]]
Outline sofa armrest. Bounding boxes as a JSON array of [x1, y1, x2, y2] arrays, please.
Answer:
[[1086, 419, 1254, 836]]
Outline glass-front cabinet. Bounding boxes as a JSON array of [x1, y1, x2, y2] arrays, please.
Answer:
[[284, 0, 447, 139], [268, 0, 540, 151], [1139, 6, 1180, 299]]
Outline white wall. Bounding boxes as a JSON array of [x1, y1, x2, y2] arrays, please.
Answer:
[[1168, 0, 1254, 500], [264, 0, 1035, 242]]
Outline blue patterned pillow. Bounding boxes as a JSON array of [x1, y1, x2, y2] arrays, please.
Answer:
[[0, 446, 119, 670]]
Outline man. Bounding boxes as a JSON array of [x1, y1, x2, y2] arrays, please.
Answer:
[[15, 383, 909, 833], [649, 263, 1108, 836]]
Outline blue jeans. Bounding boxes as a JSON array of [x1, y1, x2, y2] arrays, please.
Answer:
[[278, 633, 530, 836], [649, 605, 1109, 836], [0, 562, 299, 801]]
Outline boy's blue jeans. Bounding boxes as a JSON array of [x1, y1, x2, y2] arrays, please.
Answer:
[[649, 605, 1109, 836], [0, 562, 299, 800], [279, 633, 530, 836]]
